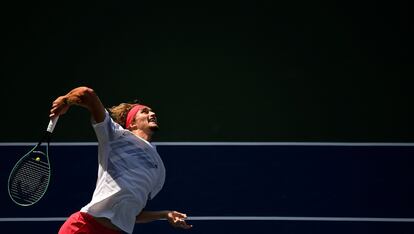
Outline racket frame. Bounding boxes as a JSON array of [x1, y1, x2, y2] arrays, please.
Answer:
[[7, 117, 58, 206]]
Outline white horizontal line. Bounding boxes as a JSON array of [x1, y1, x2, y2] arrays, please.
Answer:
[[154, 142, 414, 147], [187, 216, 414, 222], [0, 217, 67, 222], [1, 142, 414, 147], [1, 216, 414, 223]]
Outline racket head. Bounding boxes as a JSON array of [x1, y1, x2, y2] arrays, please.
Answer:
[[8, 146, 51, 206]]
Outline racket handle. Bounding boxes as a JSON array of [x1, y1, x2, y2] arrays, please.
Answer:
[[47, 116, 59, 133]]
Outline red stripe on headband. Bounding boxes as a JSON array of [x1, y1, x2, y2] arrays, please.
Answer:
[[125, 104, 147, 129]]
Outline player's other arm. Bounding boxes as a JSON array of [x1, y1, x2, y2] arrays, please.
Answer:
[[49, 86, 106, 123], [136, 210, 192, 229]]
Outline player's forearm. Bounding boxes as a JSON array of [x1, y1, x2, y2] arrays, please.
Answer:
[[60, 86, 105, 123], [135, 210, 170, 223], [63, 87, 98, 109]]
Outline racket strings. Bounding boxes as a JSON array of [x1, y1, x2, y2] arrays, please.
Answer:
[[9, 157, 50, 204]]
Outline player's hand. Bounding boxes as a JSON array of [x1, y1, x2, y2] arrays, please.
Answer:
[[50, 96, 70, 117], [166, 211, 193, 229]]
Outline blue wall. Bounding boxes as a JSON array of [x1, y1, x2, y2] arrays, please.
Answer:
[[1, 143, 414, 233]]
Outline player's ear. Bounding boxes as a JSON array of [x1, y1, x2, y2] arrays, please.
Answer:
[[128, 119, 137, 130]]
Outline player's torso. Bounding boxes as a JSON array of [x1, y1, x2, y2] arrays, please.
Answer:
[[104, 132, 165, 199]]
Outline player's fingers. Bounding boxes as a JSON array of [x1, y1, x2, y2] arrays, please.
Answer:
[[49, 107, 58, 117], [176, 221, 193, 229], [174, 211, 187, 219], [174, 220, 183, 226], [50, 104, 68, 117], [168, 218, 193, 229]]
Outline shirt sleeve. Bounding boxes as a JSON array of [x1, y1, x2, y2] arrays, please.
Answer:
[[92, 110, 124, 144]]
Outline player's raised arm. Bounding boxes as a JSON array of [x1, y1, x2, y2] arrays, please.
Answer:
[[49, 86, 106, 123]]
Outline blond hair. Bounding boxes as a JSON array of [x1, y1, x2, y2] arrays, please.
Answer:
[[108, 102, 140, 128]]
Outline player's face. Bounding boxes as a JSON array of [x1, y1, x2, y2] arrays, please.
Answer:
[[134, 107, 159, 132]]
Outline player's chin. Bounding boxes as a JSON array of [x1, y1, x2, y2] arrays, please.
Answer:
[[149, 124, 160, 132]]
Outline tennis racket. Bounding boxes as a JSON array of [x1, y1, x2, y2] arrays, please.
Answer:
[[8, 117, 59, 206]]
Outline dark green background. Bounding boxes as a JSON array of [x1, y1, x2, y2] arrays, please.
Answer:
[[1, 1, 411, 142]]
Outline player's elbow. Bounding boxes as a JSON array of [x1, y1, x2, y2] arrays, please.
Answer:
[[70, 86, 99, 107], [78, 87, 98, 100], [78, 86, 96, 96]]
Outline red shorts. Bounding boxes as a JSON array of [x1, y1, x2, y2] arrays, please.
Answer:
[[58, 211, 122, 234]]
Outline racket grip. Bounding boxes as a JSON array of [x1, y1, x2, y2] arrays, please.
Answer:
[[47, 116, 59, 133]]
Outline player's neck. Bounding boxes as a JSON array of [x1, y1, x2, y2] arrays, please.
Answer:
[[132, 129, 153, 142]]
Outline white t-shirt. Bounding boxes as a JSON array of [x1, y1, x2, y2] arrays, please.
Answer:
[[80, 110, 166, 234]]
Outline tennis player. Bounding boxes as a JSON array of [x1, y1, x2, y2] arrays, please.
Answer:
[[50, 86, 192, 234]]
